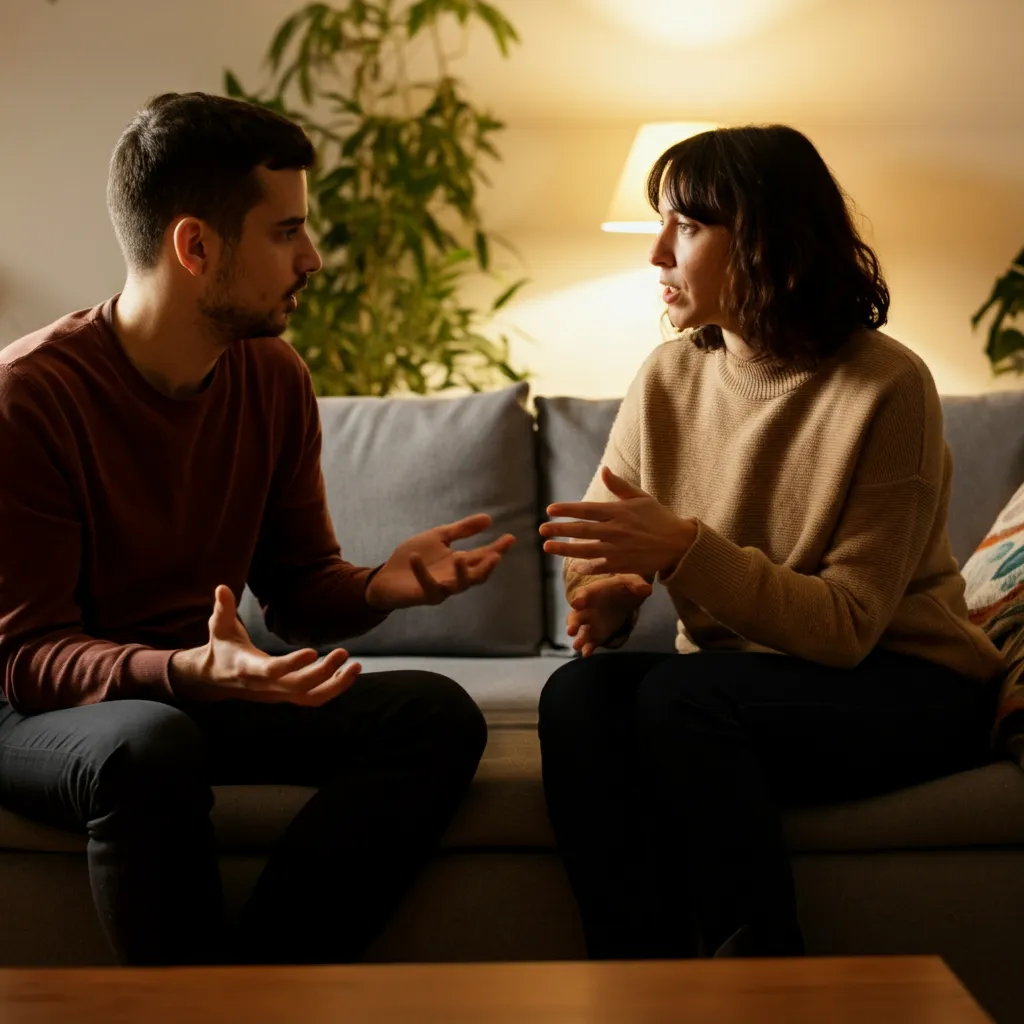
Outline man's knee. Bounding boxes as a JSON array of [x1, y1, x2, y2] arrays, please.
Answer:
[[377, 671, 487, 765], [89, 702, 207, 812]]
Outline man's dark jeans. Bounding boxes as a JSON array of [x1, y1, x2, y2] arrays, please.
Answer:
[[0, 670, 486, 965], [539, 650, 996, 960]]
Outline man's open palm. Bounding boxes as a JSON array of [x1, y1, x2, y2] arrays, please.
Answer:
[[365, 514, 516, 611]]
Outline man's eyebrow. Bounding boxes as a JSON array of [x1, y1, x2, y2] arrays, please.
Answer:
[[275, 215, 307, 228]]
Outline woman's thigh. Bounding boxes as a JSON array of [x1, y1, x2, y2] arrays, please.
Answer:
[[635, 650, 994, 804]]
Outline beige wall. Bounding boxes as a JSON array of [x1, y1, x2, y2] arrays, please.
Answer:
[[2, 0, 1022, 398]]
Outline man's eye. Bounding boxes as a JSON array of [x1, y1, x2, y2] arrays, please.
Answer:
[[284, 228, 299, 240]]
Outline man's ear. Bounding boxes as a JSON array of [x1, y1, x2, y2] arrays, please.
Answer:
[[171, 217, 211, 277]]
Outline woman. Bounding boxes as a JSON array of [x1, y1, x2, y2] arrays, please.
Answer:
[[537, 125, 1004, 960]]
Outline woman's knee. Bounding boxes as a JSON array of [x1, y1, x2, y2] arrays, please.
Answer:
[[539, 656, 615, 738]]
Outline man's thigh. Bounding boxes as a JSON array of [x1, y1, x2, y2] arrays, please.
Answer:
[[193, 669, 479, 786], [0, 699, 202, 829]]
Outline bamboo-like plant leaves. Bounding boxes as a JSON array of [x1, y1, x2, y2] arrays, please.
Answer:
[[225, 0, 527, 396]]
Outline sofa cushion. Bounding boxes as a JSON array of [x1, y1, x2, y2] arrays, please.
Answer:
[[534, 396, 679, 653], [942, 392, 1024, 566], [240, 383, 545, 656], [353, 654, 563, 726], [960, 478, 1024, 744], [2, 724, 1023, 855]]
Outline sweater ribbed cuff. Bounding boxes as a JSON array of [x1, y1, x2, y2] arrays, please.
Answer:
[[125, 647, 178, 702], [658, 521, 754, 610]]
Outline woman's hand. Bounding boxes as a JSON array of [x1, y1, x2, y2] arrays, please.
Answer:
[[567, 573, 653, 657], [540, 466, 697, 577]]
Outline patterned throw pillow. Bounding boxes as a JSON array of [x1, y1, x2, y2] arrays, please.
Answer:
[[961, 481, 1024, 747]]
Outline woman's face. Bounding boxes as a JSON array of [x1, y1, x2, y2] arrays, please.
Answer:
[[649, 191, 733, 332]]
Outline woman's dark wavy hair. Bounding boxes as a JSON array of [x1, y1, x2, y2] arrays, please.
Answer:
[[646, 124, 889, 367]]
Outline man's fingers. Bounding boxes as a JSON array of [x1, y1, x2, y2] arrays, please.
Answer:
[[251, 646, 320, 679], [488, 533, 516, 555], [259, 646, 349, 690], [410, 553, 448, 604], [452, 552, 471, 592], [294, 661, 363, 706], [438, 513, 494, 545]]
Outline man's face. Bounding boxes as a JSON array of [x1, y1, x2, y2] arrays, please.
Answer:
[[198, 166, 323, 341]]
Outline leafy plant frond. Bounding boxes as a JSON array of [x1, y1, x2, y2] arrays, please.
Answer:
[[974, 247, 1024, 376], [226, 0, 527, 396]]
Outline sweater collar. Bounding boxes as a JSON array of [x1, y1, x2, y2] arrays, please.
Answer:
[[716, 346, 816, 400]]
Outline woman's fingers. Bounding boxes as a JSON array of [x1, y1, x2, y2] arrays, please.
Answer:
[[542, 540, 608, 559]]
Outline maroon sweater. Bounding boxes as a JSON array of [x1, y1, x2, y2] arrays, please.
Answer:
[[0, 299, 387, 714]]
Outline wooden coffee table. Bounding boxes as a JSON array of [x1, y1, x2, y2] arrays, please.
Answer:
[[0, 956, 991, 1022]]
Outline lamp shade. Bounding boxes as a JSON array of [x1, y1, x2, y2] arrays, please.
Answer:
[[601, 121, 719, 234]]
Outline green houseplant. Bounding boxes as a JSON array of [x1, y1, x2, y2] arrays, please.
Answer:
[[225, 0, 528, 396], [973, 246, 1024, 376]]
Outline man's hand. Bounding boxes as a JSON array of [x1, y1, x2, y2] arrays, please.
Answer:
[[567, 573, 653, 657], [540, 466, 698, 578], [170, 586, 361, 705], [365, 514, 516, 612]]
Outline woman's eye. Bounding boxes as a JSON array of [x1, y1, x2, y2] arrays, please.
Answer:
[[678, 222, 694, 235]]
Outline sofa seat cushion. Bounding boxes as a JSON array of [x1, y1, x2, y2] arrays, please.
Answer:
[[353, 654, 565, 726], [3, 726, 1024, 857]]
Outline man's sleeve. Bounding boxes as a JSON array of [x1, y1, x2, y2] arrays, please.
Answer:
[[0, 367, 176, 713], [246, 358, 389, 647]]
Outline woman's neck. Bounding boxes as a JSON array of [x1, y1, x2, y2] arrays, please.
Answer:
[[721, 328, 761, 362]]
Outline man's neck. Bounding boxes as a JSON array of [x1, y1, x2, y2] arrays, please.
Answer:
[[113, 278, 225, 399]]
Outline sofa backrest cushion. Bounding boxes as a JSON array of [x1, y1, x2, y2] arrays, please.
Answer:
[[240, 383, 544, 656], [942, 392, 1024, 566], [535, 396, 679, 652]]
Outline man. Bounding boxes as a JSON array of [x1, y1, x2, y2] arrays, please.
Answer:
[[0, 92, 514, 966]]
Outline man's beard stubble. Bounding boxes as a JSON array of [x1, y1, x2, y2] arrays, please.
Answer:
[[197, 256, 289, 344]]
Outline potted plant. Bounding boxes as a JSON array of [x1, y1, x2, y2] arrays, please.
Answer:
[[226, 0, 528, 396], [973, 247, 1024, 376]]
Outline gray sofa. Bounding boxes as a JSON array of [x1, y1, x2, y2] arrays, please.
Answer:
[[2, 382, 1023, 1020]]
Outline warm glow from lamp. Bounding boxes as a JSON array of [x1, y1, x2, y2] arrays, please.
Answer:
[[601, 121, 719, 234]]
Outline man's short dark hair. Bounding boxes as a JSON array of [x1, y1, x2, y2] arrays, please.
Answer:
[[107, 92, 316, 271]]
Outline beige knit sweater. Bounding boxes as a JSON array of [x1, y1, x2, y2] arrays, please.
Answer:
[[565, 329, 1004, 681]]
